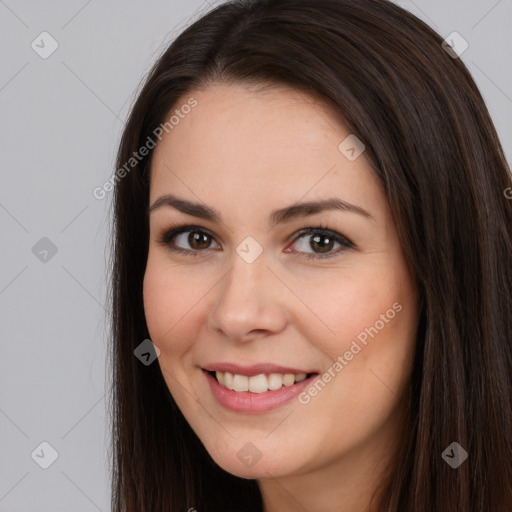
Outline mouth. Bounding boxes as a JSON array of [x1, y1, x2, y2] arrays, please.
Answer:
[[202, 365, 319, 413], [205, 369, 317, 393]]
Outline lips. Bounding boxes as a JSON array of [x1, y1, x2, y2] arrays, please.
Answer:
[[201, 362, 319, 413]]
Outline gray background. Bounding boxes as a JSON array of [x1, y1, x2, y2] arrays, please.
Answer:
[[1, 1, 510, 510]]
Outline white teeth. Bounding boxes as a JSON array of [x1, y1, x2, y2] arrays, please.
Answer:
[[233, 374, 249, 392], [282, 373, 295, 386], [212, 370, 310, 393], [224, 372, 234, 390], [267, 373, 283, 390], [248, 374, 268, 393]]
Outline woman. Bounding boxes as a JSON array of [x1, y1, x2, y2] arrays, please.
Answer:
[[108, 0, 512, 510]]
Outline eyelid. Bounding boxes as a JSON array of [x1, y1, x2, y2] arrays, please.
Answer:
[[156, 224, 220, 256], [156, 223, 355, 259], [287, 225, 355, 259], [290, 225, 354, 247]]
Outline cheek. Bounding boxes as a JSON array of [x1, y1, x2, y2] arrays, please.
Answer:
[[297, 262, 418, 416], [292, 269, 404, 359], [321, 283, 417, 408], [295, 283, 416, 443], [142, 255, 201, 354]]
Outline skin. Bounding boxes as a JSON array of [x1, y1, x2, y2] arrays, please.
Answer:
[[143, 82, 419, 512]]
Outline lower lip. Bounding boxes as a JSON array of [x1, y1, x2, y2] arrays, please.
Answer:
[[203, 370, 316, 413]]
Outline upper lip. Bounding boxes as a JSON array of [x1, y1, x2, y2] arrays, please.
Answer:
[[202, 362, 317, 377]]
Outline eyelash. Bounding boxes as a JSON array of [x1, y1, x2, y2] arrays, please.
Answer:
[[155, 223, 355, 260]]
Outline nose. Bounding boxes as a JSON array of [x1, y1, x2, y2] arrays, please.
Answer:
[[208, 250, 288, 342]]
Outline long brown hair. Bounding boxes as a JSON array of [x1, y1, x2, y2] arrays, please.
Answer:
[[108, 0, 512, 510]]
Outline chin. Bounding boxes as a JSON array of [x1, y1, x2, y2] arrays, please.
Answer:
[[204, 440, 305, 480]]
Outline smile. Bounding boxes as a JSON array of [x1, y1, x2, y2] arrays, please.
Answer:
[[202, 363, 319, 413], [212, 370, 310, 393]]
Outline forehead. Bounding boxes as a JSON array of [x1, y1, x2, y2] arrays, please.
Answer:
[[149, 82, 384, 220]]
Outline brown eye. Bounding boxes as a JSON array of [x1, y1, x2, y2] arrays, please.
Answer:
[[309, 234, 335, 253], [188, 231, 213, 250], [158, 224, 353, 260], [158, 226, 221, 255], [286, 227, 354, 260]]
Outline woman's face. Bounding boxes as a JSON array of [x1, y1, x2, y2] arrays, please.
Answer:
[[143, 82, 419, 480]]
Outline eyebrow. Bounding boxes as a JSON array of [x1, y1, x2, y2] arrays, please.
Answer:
[[147, 194, 373, 227]]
